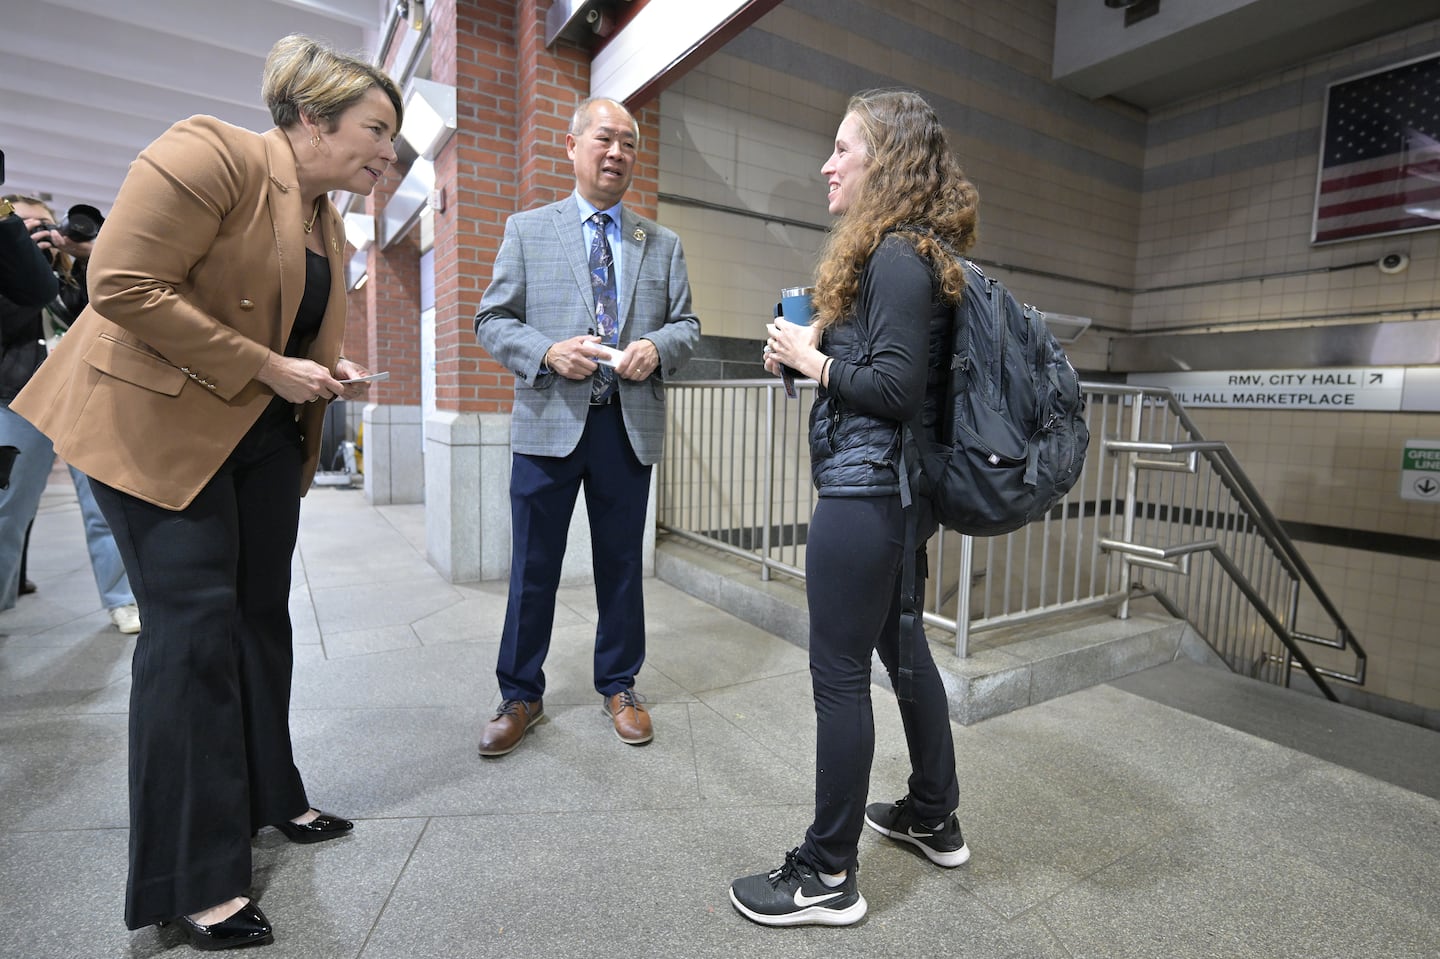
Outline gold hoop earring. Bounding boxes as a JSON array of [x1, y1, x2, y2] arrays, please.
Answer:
[[310, 133, 321, 149]]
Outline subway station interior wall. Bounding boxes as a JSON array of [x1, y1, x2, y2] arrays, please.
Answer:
[[1135, 20, 1440, 332], [650, 0, 1440, 711], [656, 0, 1142, 344]]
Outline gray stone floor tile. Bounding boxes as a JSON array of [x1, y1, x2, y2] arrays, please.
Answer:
[[1038, 819, 1438, 959], [0, 828, 133, 959], [972, 684, 1315, 814], [289, 638, 494, 709], [1114, 658, 1440, 799], [684, 698, 812, 807], [69, 672, 131, 714], [645, 613, 811, 692], [318, 623, 424, 659], [0, 608, 118, 645], [308, 576, 471, 633], [288, 702, 710, 819], [359, 807, 1067, 959], [1223, 759, 1440, 926], [409, 586, 511, 646], [696, 670, 817, 764], [0, 712, 128, 829], [5, 473, 1440, 959], [237, 818, 428, 959], [0, 636, 132, 714]]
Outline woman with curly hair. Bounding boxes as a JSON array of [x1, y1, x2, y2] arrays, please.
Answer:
[[730, 89, 979, 927]]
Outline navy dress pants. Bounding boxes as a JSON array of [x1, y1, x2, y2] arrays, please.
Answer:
[[496, 401, 652, 702]]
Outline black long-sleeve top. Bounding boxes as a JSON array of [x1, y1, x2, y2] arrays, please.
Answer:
[[809, 235, 948, 497]]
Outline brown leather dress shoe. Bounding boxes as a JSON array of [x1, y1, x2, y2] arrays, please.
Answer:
[[603, 689, 653, 745], [478, 698, 543, 757]]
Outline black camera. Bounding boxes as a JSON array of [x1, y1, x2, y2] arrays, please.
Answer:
[[29, 220, 59, 264], [28, 204, 103, 263], [29, 204, 104, 243], [58, 204, 104, 242]]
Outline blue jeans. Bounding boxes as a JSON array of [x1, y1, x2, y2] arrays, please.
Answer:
[[0, 404, 56, 610], [0, 404, 134, 611], [70, 466, 134, 609]]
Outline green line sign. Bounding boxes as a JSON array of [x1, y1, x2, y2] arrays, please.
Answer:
[[1401, 439, 1440, 502]]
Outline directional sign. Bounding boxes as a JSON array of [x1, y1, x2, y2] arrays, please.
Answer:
[[1128, 368, 1403, 410], [1400, 439, 1440, 503]]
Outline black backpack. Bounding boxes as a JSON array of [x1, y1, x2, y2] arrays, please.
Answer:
[[893, 256, 1089, 701], [907, 259, 1089, 536]]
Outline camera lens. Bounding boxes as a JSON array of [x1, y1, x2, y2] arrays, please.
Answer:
[[59, 204, 103, 242]]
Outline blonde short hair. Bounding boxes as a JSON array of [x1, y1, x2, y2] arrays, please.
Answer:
[[262, 34, 403, 132]]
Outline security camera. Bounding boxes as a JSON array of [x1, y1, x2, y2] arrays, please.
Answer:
[[1378, 252, 1409, 274]]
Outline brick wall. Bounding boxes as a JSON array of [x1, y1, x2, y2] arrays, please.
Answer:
[[418, 0, 661, 415]]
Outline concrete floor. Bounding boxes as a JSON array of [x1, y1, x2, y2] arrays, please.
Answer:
[[2, 471, 1438, 958]]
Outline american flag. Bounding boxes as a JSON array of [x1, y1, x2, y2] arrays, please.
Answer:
[[1312, 54, 1440, 244]]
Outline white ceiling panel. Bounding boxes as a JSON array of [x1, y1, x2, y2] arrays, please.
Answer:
[[1, 0, 384, 217]]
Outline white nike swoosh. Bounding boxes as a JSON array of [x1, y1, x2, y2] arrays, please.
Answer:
[[907, 826, 935, 838], [793, 888, 843, 908]]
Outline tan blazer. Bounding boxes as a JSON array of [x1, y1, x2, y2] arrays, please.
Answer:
[[11, 116, 347, 510]]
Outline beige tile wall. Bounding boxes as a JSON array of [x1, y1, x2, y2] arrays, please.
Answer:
[[655, 1, 1440, 712]]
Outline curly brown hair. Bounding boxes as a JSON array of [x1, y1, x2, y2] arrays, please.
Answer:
[[812, 90, 978, 331]]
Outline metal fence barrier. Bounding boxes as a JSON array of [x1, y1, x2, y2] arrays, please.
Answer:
[[658, 379, 1365, 694]]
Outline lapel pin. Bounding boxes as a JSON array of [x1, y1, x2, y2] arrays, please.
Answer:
[[633, 228, 646, 242]]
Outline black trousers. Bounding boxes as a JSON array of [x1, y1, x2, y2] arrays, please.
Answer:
[[92, 402, 311, 929], [799, 494, 960, 875]]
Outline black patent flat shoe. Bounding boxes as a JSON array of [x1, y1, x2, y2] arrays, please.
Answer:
[[272, 809, 353, 844], [171, 900, 273, 951]]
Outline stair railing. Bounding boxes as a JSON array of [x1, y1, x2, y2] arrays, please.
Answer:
[[1091, 384, 1365, 699], [658, 380, 1366, 697]]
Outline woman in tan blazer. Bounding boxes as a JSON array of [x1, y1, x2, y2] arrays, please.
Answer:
[[12, 35, 401, 951]]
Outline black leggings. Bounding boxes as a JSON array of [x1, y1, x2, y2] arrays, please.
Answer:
[[798, 494, 959, 875]]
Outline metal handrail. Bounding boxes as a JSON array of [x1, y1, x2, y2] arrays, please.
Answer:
[[657, 379, 1367, 696], [1092, 384, 1366, 689]]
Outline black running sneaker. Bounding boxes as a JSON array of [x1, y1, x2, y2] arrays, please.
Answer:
[[729, 848, 868, 927], [864, 796, 970, 867]]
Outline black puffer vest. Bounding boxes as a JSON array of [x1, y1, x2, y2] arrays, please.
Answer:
[[808, 314, 904, 496], [808, 239, 952, 503]]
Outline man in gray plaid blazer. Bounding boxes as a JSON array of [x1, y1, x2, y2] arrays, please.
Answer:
[[474, 97, 700, 757]]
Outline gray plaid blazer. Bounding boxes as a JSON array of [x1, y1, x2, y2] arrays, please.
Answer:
[[475, 195, 700, 466]]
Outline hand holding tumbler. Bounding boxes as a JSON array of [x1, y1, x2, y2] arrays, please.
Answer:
[[776, 286, 813, 398]]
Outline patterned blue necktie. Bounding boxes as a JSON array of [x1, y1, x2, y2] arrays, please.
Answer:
[[589, 212, 619, 404]]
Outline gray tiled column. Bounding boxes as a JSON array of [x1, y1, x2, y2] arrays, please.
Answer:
[[421, 410, 658, 585], [361, 403, 424, 504]]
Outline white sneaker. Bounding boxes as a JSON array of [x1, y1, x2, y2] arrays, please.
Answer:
[[109, 604, 141, 634]]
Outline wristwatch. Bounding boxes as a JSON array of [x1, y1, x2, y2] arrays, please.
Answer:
[[0, 197, 13, 219]]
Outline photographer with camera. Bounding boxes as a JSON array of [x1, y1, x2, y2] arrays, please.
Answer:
[[0, 193, 60, 307], [0, 193, 140, 631]]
